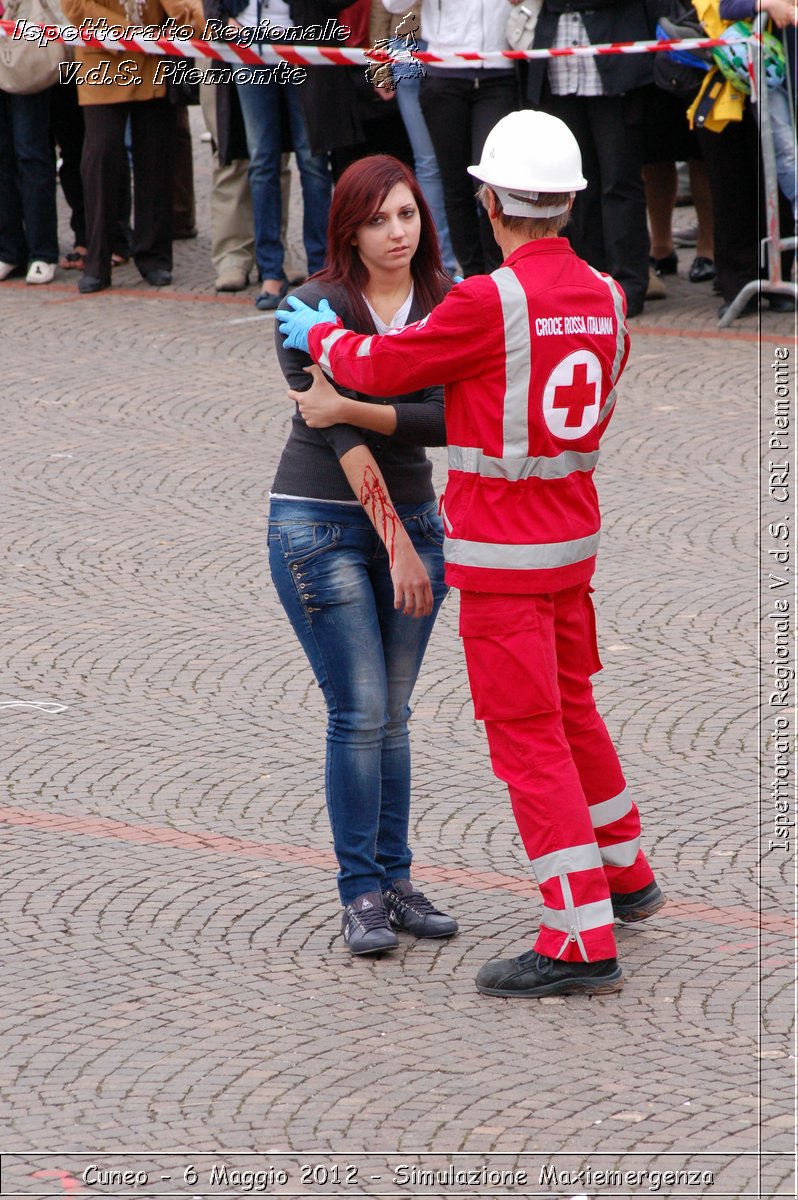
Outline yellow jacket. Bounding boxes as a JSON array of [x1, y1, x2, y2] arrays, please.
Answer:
[[686, 0, 745, 131]]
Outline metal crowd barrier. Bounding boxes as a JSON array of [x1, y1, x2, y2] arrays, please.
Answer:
[[718, 12, 797, 327]]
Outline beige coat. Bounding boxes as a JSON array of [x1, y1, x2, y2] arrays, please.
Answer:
[[368, 4, 415, 90], [368, 5, 413, 44], [61, 0, 203, 104]]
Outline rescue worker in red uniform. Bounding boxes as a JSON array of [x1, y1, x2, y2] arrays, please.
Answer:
[[277, 110, 665, 998]]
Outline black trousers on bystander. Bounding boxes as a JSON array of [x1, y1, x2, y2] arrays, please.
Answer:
[[81, 97, 176, 284], [420, 70, 519, 277]]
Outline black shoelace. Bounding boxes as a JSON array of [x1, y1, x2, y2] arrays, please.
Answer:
[[516, 950, 550, 973], [353, 904, 390, 931], [394, 889, 438, 915]]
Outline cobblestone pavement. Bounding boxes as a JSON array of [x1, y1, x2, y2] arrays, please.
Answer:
[[0, 111, 794, 1199]]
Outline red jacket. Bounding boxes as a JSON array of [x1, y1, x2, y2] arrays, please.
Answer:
[[308, 238, 629, 594]]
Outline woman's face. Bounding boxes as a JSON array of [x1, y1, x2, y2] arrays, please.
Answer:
[[352, 182, 421, 279]]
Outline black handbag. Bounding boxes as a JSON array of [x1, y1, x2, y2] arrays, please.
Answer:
[[653, 4, 713, 102]]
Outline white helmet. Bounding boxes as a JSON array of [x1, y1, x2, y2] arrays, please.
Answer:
[[468, 111, 587, 217]]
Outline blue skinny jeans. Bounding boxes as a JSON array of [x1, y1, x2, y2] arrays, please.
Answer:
[[389, 38, 458, 276], [0, 89, 58, 267], [268, 497, 447, 904], [235, 69, 331, 280]]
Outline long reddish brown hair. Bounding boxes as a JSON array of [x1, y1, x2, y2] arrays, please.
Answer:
[[311, 155, 450, 333]]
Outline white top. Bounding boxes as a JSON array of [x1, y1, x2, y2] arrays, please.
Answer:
[[381, 0, 509, 65], [238, 0, 290, 30], [363, 285, 415, 334]]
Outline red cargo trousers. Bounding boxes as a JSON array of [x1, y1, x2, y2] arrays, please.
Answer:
[[459, 583, 655, 963]]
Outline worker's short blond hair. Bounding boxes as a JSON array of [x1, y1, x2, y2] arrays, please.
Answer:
[[477, 184, 573, 236]]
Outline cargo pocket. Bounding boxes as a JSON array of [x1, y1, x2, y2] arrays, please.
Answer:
[[459, 592, 561, 720]]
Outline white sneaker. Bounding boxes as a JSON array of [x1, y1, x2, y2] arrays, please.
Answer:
[[26, 261, 56, 285], [0, 261, 19, 281]]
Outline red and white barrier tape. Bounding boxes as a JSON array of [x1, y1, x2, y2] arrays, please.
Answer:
[[0, 20, 749, 67]]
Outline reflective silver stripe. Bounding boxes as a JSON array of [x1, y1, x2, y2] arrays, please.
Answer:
[[355, 336, 373, 358], [445, 531, 600, 571], [589, 788, 633, 830], [318, 327, 348, 375], [531, 842, 603, 885], [541, 898, 615, 934], [600, 837, 641, 868], [599, 385, 617, 427], [558, 874, 589, 960], [588, 265, 627, 385], [493, 267, 532, 456], [448, 444, 599, 481]]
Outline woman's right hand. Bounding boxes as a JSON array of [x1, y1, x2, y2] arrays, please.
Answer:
[[391, 538, 433, 617], [338, 449, 432, 616]]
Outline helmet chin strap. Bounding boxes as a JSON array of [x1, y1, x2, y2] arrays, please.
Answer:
[[493, 185, 572, 219]]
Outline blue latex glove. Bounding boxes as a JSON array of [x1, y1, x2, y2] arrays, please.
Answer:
[[276, 295, 339, 353]]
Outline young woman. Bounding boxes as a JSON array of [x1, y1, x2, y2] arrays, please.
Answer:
[[270, 155, 457, 956]]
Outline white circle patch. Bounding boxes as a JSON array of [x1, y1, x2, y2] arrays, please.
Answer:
[[542, 350, 602, 441]]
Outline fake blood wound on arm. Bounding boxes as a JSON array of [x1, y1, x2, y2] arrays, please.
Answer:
[[360, 465, 399, 568]]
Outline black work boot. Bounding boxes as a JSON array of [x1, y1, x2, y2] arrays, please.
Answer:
[[341, 891, 399, 956], [383, 879, 459, 938], [611, 881, 666, 923], [475, 950, 623, 998]]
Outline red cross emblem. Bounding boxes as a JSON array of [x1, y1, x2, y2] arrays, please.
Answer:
[[552, 362, 598, 427], [543, 351, 602, 441]]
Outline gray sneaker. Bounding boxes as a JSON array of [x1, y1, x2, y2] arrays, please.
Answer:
[[383, 880, 458, 938], [610, 881, 666, 923], [476, 950, 623, 998], [341, 891, 399, 955]]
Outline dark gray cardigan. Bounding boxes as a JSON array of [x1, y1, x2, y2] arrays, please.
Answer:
[[272, 279, 447, 505]]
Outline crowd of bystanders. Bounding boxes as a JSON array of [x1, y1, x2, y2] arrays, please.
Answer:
[[0, 0, 795, 319]]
